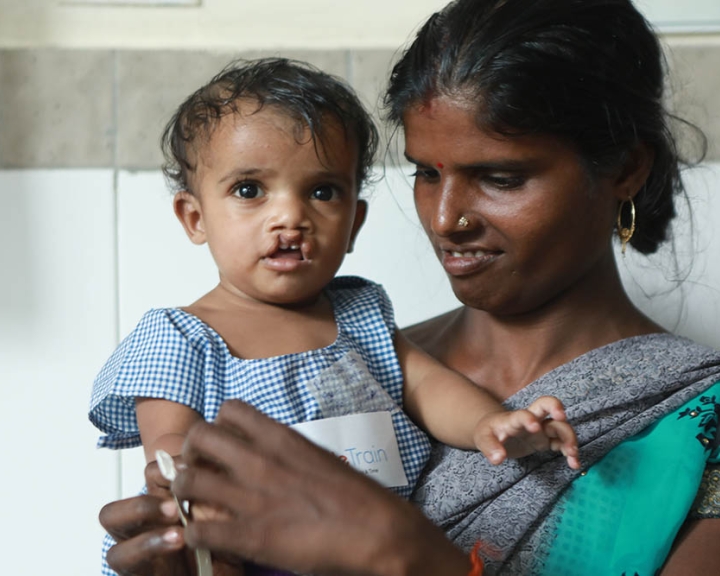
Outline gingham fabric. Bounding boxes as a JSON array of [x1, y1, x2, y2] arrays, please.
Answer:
[[95, 276, 431, 575], [90, 275, 430, 494]]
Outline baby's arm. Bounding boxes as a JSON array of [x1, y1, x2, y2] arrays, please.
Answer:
[[396, 331, 580, 468], [135, 397, 203, 463]]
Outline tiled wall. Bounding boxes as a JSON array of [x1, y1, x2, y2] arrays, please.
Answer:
[[0, 44, 718, 170], [0, 48, 400, 169], [1, 46, 719, 574]]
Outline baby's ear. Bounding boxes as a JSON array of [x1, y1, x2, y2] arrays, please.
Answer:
[[348, 199, 368, 253], [173, 191, 206, 245]]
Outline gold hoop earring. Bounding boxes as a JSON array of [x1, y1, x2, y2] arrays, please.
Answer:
[[457, 216, 469, 228], [617, 198, 636, 255]]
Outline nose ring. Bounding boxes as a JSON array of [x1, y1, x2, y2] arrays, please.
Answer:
[[457, 216, 469, 228]]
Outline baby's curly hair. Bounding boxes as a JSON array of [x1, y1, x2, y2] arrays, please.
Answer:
[[162, 57, 379, 194]]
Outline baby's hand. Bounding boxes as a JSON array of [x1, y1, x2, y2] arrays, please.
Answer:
[[473, 395, 580, 469]]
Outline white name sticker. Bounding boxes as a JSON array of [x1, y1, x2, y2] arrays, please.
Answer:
[[291, 411, 408, 488]]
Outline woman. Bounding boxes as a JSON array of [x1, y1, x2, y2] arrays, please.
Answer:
[[99, 0, 720, 574]]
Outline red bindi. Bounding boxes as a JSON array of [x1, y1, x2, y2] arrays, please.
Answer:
[[436, 162, 444, 169]]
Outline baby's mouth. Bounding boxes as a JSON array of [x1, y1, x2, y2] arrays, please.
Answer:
[[268, 244, 304, 261]]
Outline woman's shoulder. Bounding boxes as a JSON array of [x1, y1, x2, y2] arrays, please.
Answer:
[[402, 307, 465, 354]]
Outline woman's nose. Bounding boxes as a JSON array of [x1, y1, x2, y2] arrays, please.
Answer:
[[430, 180, 467, 237]]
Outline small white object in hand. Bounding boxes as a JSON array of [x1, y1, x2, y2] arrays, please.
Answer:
[[154, 449, 213, 576], [155, 449, 178, 482]]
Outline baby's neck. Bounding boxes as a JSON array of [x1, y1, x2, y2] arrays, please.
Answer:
[[184, 285, 338, 360]]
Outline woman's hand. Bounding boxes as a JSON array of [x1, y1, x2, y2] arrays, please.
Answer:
[[99, 460, 190, 576], [100, 459, 244, 576], [175, 400, 471, 576]]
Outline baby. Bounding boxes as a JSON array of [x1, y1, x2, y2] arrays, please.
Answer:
[[90, 58, 578, 575]]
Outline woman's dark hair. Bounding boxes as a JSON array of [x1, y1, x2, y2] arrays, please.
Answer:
[[385, 0, 706, 254], [162, 57, 378, 195]]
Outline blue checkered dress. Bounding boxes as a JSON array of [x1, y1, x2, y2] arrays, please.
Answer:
[[90, 276, 430, 484], [92, 276, 431, 575]]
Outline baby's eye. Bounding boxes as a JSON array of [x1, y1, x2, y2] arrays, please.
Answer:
[[311, 185, 337, 202], [233, 182, 264, 199]]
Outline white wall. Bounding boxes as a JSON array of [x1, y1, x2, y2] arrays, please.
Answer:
[[0, 0, 448, 49], [2, 162, 720, 573], [0, 170, 120, 575], [2, 0, 720, 50]]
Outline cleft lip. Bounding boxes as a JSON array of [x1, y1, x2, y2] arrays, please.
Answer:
[[264, 232, 313, 262]]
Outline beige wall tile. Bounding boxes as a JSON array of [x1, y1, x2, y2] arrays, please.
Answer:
[[254, 49, 348, 79], [116, 49, 348, 171], [116, 50, 241, 170], [666, 44, 720, 162], [0, 49, 114, 168], [351, 49, 406, 169]]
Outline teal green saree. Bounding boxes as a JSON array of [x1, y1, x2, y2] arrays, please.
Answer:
[[413, 334, 720, 575]]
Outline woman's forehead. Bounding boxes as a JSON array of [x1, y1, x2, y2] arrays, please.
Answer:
[[402, 96, 568, 163]]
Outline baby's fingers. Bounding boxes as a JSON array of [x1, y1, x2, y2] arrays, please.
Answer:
[[543, 419, 581, 470], [526, 395, 568, 422], [474, 410, 547, 463], [472, 421, 508, 465]]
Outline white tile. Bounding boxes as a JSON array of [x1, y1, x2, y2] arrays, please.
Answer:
[[619, 162, 720, 350], [117, 171, 218, 338], [0, 169, 119, 575]]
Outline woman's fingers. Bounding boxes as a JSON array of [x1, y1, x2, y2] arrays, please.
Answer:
[[105, 526, 186, 576], [99, 495, 178, 542], [176, 401, 418, 574], [99, 494, 189, 576]]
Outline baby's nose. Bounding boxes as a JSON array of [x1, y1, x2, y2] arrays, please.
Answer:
[[278, 229, 303, 246]]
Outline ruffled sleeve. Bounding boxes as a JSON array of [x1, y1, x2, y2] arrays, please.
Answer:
[[328, 275, 398, 336], [372, 281, 398, 336], [89, 309, 210, 449]]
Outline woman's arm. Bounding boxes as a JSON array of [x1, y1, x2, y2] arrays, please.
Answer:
[[395, 330, 579, 467], [175, 400, 473, 576], [660, 519, 720, 575]]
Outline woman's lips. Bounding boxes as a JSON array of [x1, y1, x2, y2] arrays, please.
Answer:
[[440, 249, 500, 276]]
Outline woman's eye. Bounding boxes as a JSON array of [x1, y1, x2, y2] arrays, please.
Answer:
[[484, 175, 525, 190], [311, 185, 336, 201], [409, 168, 439, 180], [233, 182, 263, 199]]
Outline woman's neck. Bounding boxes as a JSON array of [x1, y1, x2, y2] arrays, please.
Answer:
[[406, 260, 664, 401]]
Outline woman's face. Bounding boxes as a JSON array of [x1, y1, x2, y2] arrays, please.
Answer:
[[403, 96, 622, 316]]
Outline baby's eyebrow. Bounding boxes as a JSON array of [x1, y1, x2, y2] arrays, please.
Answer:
[[218, 167, 263, 184]]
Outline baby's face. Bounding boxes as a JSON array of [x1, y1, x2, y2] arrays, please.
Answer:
[[176, 101, 365, 306]]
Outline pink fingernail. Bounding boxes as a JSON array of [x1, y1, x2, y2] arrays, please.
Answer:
[[161, 500, 178, 518], [162, 528, 181, 544]]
